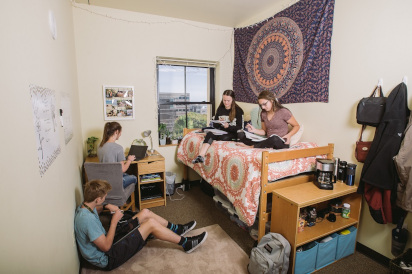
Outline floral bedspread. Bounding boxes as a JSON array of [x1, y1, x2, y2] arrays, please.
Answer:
[[177, 131, 322, 226]]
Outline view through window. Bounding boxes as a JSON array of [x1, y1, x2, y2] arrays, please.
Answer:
[[157, 58, 215, 144]]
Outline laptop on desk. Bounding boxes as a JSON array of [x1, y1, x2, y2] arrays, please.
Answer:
[[128, 145, 148, 161]]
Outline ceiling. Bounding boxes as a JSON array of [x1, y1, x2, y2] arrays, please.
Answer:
[[74, 0, 285, 27]]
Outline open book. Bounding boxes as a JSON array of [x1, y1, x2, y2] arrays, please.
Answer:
[[202, 127, 227, 135], [210, 120, 226, 125], [244, 131, 285, 143]]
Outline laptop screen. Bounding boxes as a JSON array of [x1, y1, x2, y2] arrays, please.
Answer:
[[128, 145, 148, 161]]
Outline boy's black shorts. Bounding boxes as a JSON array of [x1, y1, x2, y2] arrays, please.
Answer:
[[105, 218, 146, 270]]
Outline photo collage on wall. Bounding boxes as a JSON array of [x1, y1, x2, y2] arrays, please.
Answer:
[[103, 86, 135, 120]]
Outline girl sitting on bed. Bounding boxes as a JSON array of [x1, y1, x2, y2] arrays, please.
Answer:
[[237, 90, 300, 149], [192, 89, 244, 164]]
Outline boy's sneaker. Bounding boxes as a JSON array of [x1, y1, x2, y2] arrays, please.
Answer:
[[192, 155, 205, 164], [176, 220, 197, 236], [183, 231, 208, 253]]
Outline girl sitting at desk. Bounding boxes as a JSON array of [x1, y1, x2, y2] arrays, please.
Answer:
[[97, 122, 137, 188], [238, 90, 300, 149], [192, 89, 244, 164]]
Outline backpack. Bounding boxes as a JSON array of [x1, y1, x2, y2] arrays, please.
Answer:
[[248, 233, 291, 274]]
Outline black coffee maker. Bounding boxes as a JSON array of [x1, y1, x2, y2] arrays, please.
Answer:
[[314, 159, 334, 190]]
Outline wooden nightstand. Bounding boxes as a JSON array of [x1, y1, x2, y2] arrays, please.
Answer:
[[136, 150, 166, 210], [271, 182, 361, 273]]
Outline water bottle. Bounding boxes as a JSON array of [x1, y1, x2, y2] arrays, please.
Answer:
[[346, 163, 357, 186]]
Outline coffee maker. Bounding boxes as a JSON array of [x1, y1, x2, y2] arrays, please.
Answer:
[[314, 159, 334, 190]]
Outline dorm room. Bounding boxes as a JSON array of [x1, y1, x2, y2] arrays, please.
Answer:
[[4, 0, 412, 273]]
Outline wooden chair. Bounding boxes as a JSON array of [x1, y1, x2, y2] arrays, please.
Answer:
[[84, 162, 136, 212]]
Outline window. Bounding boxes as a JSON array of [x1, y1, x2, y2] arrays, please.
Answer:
[[157, 57, 216, 143]]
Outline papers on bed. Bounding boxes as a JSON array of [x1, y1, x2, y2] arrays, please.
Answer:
[[203, 128, 227, 135], [210, 120, 226, 124], [244, 131, 285, 143]]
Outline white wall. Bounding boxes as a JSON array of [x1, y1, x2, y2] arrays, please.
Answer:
[[0, 1, 83, 273], [238, 0, 412, 259], [72, 4, 233, 183]]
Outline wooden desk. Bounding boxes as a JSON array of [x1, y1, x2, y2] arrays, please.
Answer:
[[85, 150, 166, 210]]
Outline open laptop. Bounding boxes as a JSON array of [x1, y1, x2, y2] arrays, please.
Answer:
[[127, 145, 148, 161]]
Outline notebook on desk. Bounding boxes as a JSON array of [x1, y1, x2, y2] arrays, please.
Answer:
[[128, 145, 148, 161]]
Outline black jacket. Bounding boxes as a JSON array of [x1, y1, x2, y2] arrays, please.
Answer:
[[213, 105, 244, 133], [358, 82, 410, 193]]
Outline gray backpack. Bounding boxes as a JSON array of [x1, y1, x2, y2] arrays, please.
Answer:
[[248, 233, 291, 274]]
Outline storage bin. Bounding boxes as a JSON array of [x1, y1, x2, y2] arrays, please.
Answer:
[[336, 226, 357, 260], [390, 248, 412, 274], [316, 233, 338, 269], [295, 241, 318, 274]]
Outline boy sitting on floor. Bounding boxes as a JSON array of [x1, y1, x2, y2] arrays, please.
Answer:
[[75, 179, 207, 270]]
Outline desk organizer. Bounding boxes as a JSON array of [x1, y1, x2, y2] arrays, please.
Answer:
[[315, 233, 338, 269], [295, 241, 318, 274], [336, 226, 357, 260]]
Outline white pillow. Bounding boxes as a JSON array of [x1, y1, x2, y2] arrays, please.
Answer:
[[290, 124, 304, 146]]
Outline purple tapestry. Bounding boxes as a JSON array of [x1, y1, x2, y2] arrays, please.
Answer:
[[233, 0, 335, 104]]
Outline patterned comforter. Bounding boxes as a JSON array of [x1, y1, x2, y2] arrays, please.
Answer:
[[177, 131, 321, 226]]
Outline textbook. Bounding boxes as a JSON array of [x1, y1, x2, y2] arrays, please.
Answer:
[[244, 131, 285, 143], [210, 120, 226, 124], [202, 127, 227, 135]]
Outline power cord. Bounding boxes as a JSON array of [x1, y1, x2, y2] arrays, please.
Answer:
[[168, 186, 185, 201]]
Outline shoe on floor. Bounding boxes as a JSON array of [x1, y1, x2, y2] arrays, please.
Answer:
[[192, 155, 205, 164], [176, 220, 197, 236], [183, 231, 208, 253]]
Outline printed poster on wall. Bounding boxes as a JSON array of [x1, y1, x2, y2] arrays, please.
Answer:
[[30, 85, 61, 177], [61, 93, 73, 145]]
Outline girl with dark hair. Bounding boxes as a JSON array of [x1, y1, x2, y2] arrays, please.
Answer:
[[192, 90, 244, 164], [97, 122, 137, 188], [238, 90, 300, 149]]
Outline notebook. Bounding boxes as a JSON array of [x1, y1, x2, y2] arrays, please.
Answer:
[[127, 145, 148, 161]]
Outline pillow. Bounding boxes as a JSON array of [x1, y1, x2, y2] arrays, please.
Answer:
[[290, 124, 304, 146], [250, 106, 262, 129]]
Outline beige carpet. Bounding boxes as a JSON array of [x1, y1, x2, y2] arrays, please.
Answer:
[[81, 224, 249, 273]]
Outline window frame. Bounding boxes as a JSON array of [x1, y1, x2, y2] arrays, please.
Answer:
[[156, 57, 216, 138]]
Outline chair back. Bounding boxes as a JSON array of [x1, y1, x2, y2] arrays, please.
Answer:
[[84, 162, 135, 208]]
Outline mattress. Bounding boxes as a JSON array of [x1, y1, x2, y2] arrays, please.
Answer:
[[177, 131, 323, 226]]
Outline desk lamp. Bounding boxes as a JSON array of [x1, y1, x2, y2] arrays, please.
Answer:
[[143, 130, 154, 153]]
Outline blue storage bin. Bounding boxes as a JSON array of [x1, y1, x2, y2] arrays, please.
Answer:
[[315, 233, 338, 269], [336, 226, 357, 260], [295, 241, 318, 274]]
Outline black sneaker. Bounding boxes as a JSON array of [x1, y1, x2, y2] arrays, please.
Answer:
[[192, 155, 205, 164], [175, 221, 197, 236], [183, 231, 208, 253]]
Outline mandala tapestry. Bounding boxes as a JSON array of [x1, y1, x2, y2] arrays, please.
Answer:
[[233, 0, 335, 104]]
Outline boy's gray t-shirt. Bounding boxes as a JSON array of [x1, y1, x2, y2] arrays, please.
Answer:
[[97, 142, 126, 163]]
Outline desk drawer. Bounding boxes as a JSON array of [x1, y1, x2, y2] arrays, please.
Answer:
[[138, 160, 164, 174]]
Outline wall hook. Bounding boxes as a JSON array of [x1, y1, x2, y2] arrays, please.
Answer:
[[402, 76, 408, 85]]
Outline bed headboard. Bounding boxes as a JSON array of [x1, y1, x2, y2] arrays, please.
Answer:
[[183, 128, 199, 136]]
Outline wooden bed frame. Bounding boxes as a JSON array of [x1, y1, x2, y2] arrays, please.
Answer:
[[182, 128, 334, 241]]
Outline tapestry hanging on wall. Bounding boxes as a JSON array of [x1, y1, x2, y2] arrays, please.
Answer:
[[233, 0, 335, 104]]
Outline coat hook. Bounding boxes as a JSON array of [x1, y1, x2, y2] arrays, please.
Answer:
[[377, 78, 383, 87]]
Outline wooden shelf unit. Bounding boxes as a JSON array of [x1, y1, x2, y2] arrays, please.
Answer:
[[271, 181, 362, 273], [136, 151, 166, 210]]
